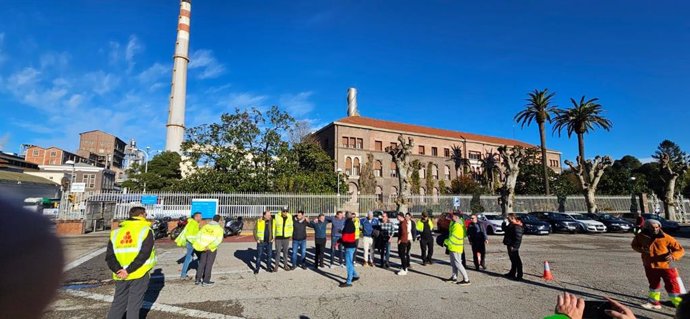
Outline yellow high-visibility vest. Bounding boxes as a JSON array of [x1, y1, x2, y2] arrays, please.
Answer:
[[444, 221, 465, 253], [193, 223, 224, 252], [354, 218, 361, 239], [110, 217, 156, 280], [273, 213, 294, 237], [254, 219, 271, 242], [416, 219, 434, 232]]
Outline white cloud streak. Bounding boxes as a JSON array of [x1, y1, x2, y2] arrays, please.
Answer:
[[280, 91, 315, 117], [189, 49, 226, 79]]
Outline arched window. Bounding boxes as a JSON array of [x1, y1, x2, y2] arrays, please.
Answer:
[[348, 182, 359, 202], [375, 186, 383, 202], [390, 186, 399, 202], [390, 162, 397, 177], [433, 187, 439, 203], [420, 167, 426, 179], [345, 157, 352, 176], [432, 164, 438, 179], [420, 187, 426, 203], [444, 165, 451, 180], [374, 160, 382, 177], [353, 157, 361, 176]]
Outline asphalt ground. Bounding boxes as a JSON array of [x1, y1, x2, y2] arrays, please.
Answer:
[[45, 228, 690, 319]]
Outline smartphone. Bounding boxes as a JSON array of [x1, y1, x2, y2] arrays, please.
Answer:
[[583, 300, 611, 319]]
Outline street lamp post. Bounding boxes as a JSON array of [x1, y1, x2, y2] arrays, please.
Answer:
[[629, 176, 637, 213], [65, 160, 76, 212], [140, 147, 150, 193]]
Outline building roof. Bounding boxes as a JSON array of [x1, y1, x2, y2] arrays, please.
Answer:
[[332, 116, 555, 151], [0, 171, 58, 185], [79, 130, 126, 143]]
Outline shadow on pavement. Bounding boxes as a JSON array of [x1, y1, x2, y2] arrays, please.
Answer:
[[234, 248, 257, 270], [140, 268, 165, 318]]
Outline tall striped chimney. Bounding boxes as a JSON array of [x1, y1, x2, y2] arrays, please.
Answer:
[[165, 0, 191, 153], [347, 87, 359, 117]]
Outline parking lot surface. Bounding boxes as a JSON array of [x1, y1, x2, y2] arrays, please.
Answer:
[[45, 229, 690, 319]]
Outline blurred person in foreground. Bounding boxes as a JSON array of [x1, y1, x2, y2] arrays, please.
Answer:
[[0, 196, 64, 319]]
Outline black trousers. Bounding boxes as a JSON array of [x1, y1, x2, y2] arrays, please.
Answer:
[[471, 241, 486, 269], [507, 247, 523, 279], [315, 238, 326, 266], [107, 273, 149, 319], [196, 250, 217, 283], [420, 237, 434, 262], [398, 242, 411, 270]]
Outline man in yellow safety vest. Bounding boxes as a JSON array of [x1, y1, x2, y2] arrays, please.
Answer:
[[194, 215, 224, 286], [105, 206, 156, 319], [176, 212, 202, 279], [273, 207, 294, 271], [444, 213, 470, 285]]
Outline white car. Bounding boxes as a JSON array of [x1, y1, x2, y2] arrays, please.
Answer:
[[568, 213, 607, 233], [477, 214, 505, 235]]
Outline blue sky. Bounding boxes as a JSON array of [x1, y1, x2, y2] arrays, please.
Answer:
[[1, 0, 689, 163]]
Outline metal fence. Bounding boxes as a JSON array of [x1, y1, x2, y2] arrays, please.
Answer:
[[59, 191, 688, 222]]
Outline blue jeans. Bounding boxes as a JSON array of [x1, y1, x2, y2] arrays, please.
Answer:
[[180, 242, 195, 278], [345, 247, 359, 284], [291, 239, 307, 267], [379, 242, 391, 265], [256, 242, 273, 272], [330, 237, 344, 266]]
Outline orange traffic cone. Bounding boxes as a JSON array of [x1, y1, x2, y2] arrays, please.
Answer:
[[543, 261, 554, 281]]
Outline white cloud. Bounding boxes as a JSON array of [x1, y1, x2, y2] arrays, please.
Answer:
[[84, 71, 120, 95], [66, 94, 84, 108], [125, 35, 142, 71], [11, 121, 57, 134], [8, 67, 40, 88], [108, 41, 121, 65], [0, 133, 9, 149], [40, 52, 70, 69], [280, 91, 315, 117], [189, 49, 225, 79], [137, 62, 169, 84], [225, 92, 267, 108]]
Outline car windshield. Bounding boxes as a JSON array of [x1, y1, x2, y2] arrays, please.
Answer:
[[517, 214, 534, 221], [551, 214, 571, 220], [570, 214, 592, 220], [485, 215, 502, 220], [599, 214, 613, 220]]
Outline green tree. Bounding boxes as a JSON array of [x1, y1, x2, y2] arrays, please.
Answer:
[[272, 141, 344, 193], [553, 96, 613, 165], [515, 88, 558, 195], [553, 96, 613, 213], [448, 145, 469, 176], [470, 190, 485, 213], [652, 140, 690, 219], [597, 155, 646, 195], [358, 153, 377, 195], [515, 160, 558, 195], [480, 151, 500, 191], [122, 151, 182, 191], [410, 159, 422, 195], [425, 161, 435, 195], [438, 179, 448, 194], [450, 175, 480, 195]]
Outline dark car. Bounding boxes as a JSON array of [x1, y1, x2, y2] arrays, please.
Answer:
[[584, 213, 633, 232], [642, 214, 680, 233], [529, 211, 579, 233], [515, 213, 551, 235]]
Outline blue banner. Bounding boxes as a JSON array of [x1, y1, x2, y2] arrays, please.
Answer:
[[141, 195, 158, 205], [191, 199, 219, 219]]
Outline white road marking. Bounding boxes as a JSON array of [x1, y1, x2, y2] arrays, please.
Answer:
[[64, 247, 107, 272], [64, 289, 244, 319]]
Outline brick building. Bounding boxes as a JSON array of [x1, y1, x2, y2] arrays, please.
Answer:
[[311, 115, 561, 202], [24, 146, 92, 166], [77, 130, 127, 169], [0, 151, 39, 173]]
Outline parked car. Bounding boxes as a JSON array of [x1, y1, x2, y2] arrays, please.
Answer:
[[642, 213, 680, 233], [477, 213, 505, 235], [515, 213, 552, 235], [567, 213, 607, 233], [373, 210, 400, 235], [584, 213, 633, 232], [529, 211, 579, 233]]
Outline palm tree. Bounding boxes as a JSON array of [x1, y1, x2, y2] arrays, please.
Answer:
[[552, 96, 613, 165], [514, 89, 558, 195], [448, 145, 469, 177], [480, 151, 500, 190]]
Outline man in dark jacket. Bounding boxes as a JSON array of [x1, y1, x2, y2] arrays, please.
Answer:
[[339, 212, 360, 287], [326, 211, 346, 268], [291, 211, 309, 269], [502, 213, 524, 281], [416, 211, 434, 265], [308, 213, 328, 268], [467, 214, 488, 270]]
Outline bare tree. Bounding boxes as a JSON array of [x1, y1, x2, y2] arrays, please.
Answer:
[[497, 146, 528, 216], [386, 135, 414, 213], [564, 156, 613, 213], [659, 153, 690, 220], [288, 120, 314, 145]]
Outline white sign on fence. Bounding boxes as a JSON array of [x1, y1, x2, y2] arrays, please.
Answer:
[[453, 196, 461, 208], [70, 183, 86, 193]]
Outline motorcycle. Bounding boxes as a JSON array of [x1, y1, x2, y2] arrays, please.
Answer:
[[152, 216, 171, 240], [224, 216, 244, 237], [170, 216, 188, 240]]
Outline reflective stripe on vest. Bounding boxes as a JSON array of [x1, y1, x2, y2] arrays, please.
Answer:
[[185, 219, 200, 243], [193, 224, 224, 252], [111, 219, 156, 281]]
